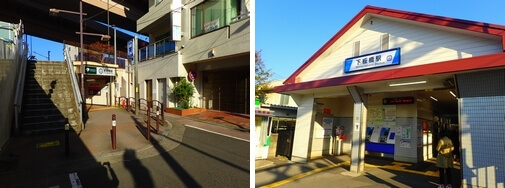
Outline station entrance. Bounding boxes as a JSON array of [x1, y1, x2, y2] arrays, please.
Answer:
[[312, 77, 459, 163]]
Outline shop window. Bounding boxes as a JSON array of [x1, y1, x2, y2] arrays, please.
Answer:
[[381, 33, 389, 51], [191, 0, 241, 37], [353, 41, 360, 56]]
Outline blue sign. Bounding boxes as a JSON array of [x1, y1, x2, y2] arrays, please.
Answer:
[[127, 39, 134, 58], [344, 48, 401, 73]]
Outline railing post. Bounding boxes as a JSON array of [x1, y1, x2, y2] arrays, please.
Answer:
[[156, 105, 160, 133], [65, 118, 70, 156], [162, 103, 165, 124], [147, 101, 151, 141]]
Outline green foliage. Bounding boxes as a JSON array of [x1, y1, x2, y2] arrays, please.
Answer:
[[172, 78, 195, 109], [255, 51, 273, 102]]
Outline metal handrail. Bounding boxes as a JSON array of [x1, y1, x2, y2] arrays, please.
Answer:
[[64, 47, 83, 128], [13, 20, 27, 133]]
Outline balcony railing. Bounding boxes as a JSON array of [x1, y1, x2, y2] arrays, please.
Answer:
[[139, 37, 176, 62]]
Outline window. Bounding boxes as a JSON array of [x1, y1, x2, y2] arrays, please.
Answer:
[[280, 94, 290, 105], [353, 41, 360, 56], [191, 0, 241, 37], [381, 34, 389, 51]]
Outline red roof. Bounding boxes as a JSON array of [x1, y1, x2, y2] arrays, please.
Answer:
[[278, 5, 505, 92]]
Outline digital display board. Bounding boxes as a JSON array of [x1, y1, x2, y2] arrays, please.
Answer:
[[382, 97, 414, 105]]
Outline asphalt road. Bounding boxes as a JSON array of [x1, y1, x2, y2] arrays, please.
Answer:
[[76, 125, 250, 187]]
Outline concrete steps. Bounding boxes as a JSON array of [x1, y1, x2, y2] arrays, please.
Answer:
[[20, 61, 80, 135]]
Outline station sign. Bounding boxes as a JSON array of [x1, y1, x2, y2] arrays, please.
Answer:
[[85, 66, 115, 76], [127, 39, 134, 58], [344, 48, 401, 73]]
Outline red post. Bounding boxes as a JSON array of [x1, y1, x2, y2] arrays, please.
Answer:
[[112, 114, 116, 150], [121, 98, 126, 109], [147, 102, 151, 141]]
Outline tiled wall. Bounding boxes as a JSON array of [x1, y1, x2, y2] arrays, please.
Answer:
[[460, 96, 505, 188], [457, 69, 505, 188]]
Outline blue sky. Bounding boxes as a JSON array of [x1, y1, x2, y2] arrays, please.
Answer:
[[256, 0, 505, 81]]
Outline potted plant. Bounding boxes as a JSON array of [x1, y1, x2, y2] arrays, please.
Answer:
[[167, 78, 205, 116]]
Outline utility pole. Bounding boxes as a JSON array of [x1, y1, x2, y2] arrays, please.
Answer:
[[134, 36, 139, 115]]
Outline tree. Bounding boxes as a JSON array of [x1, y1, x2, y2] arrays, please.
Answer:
[[172, 78, 195, 109], [255, 50, 273, 102]]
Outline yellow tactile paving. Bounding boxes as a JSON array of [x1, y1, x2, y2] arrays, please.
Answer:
[[87, 106, 120, 112], [260, 161, 350, 188], [260, 160, 443, 187]]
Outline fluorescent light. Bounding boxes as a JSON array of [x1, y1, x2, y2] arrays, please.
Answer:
[[450, 91, 457, 98], [389, 80, 427, 87], [430, 96, 438, 101]]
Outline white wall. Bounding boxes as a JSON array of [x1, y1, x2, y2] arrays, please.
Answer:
[[298, 16, 502, 83]]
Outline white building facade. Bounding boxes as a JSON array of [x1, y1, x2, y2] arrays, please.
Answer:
[[275, 6, 505, 188], [136, 0, 250, 114]]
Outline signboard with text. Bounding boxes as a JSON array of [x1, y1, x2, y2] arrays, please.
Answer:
[[85, 66, 115, 76], [344, 48, 401, 73], [127, 39, 134, 58]]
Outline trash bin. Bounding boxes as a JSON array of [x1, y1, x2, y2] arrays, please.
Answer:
[[332, 137, 343, 156]]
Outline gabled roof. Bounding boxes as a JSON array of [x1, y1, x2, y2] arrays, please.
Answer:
[[281, 5, 505, 86]]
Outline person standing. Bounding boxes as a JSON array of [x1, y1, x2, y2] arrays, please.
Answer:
[[436, 131, 455, 188]]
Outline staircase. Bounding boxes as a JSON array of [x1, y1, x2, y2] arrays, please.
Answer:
[[20, 60, 80, 134]]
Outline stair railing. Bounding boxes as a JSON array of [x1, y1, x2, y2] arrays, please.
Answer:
[[13, 20, 27, 134], [64, 48, 83, 128]]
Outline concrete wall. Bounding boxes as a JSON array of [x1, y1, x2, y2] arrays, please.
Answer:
[[0, 58, 15, 148]]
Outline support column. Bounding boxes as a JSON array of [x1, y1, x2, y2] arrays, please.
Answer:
[[347, 86, 368, 174], [290, 94, 316, 163]]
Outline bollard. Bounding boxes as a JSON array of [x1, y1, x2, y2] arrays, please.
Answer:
[[156, 106, 160, 133], [146, 103, 151, 141], [65, 118, 70, 156], [112, 114, 116, 150]]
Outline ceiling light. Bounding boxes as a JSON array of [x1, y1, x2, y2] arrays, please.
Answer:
[[430, 96, 438, 101], [389, 80, 427, 87], [450, 91, 457, 98]]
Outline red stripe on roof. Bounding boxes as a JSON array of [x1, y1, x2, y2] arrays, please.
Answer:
[[283, 5, 505, 85], [275, 52, 505, 93]]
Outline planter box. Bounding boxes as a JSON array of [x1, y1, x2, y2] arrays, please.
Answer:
[[166, 107, 206, 116]]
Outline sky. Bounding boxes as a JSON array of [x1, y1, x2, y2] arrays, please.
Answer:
[[256, 0, 505, 82]]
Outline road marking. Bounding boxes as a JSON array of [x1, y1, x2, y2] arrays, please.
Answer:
[[260, 161, 350, 188], [185, 124, 249, 142], [36, 140, 60, 148], [69, 172, 83, 188]]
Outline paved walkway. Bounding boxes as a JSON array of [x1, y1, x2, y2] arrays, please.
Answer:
[[256, 155, 461, 188], [0, 105, 250, 187]]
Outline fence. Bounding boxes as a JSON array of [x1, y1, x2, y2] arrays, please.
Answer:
[[116, 96, 165, 133]]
